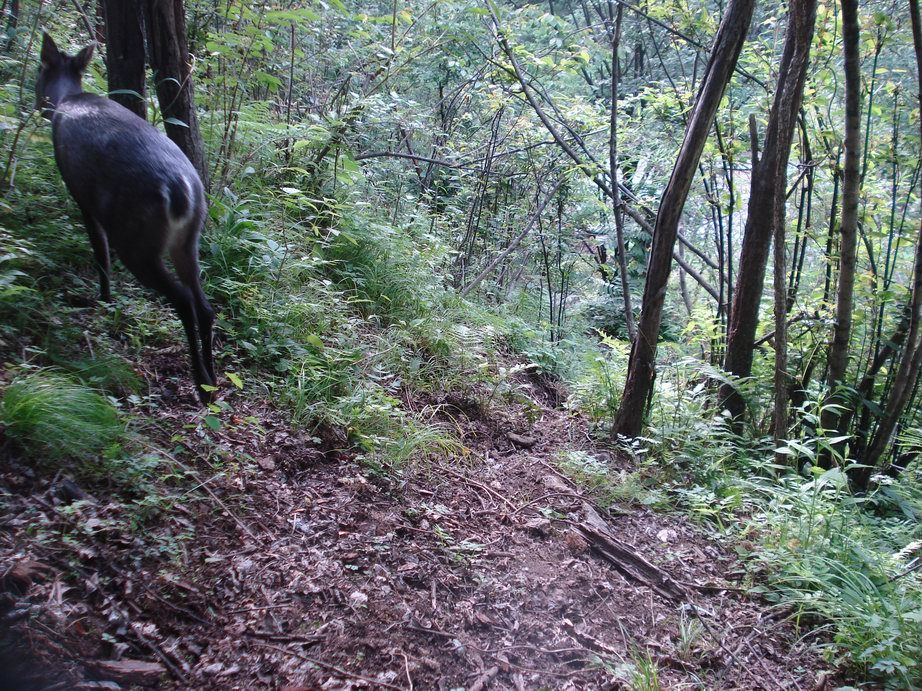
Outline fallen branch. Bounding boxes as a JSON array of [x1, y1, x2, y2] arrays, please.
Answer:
[[44, 549, 191, 684], [574, 522, 688, 602], [753, 312, 812, 347], [355, 150, 462, 168], [441, 467, 518, 512], [673, 249, 721, 302]]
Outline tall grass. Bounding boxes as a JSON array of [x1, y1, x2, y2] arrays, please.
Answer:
[[1, 370, 123, 462], [565, 350, 922, 686]]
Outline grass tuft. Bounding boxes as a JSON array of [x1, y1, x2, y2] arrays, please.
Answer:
[[1, 370, 124, 462]]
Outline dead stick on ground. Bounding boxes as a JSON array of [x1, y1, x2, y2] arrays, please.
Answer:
[[674, 579, 746, 593], [226, 603, 296, 615], [146, 443, 259, 541], [441, 467, 517, 512], [561, 522, 754, 683], [401, 651, 414, 691], [745, 638, 786, 689], [404, 623, 456, 639], [566, 520, 687, 602], [123, 616, 187, 682], [469, 665, 500, 691], [253, 642, 404, 690], [511, 492, 588, 516], [83, 330, 95, 358], [533, 458, 628, 515], [134, 577, 210, 626], [686, 603, 753, 683]]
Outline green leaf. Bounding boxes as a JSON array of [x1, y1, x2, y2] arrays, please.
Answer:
[[226, 372, 244, 389], [253, 71, 283, 91], [266, 8, 320, 22], [203, 415, 221, 431], [340, 156, 361, 173]]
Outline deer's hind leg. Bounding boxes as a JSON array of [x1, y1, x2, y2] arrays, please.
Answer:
[[169, 230, 216, 386], [119, 245, 215, 404], [81, 210, 111, 302]]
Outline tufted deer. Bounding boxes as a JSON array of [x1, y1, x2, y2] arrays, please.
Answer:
[[35, 33, 216, 403]]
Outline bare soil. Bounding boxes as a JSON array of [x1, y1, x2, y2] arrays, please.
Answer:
[[0, 353, 837, 689]]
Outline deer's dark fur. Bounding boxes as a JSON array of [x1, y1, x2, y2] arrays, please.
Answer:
[[36, 33, 216, 403]]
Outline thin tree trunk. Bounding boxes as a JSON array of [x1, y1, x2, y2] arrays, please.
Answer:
[[772, 169, 790, 454], [822, 162, 842, 306], [461, 178, 564, 296], [678, 240, 694, 316], [608, 2, 635, 340], [613, 0, 755, 438], [861, 0, 922, 483], [844, 308, 912, 460], [721, 0, 817, 421], [787, 146, 815, 312], [819, 0, 862, 461], [4, 0, 19, 52], [714, 122, 736, 314]]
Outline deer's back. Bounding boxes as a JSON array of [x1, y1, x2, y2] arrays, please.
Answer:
[[51, 93, 205, 241]]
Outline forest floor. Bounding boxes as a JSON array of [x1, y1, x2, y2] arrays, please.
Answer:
[[1, 346, 840, 690]]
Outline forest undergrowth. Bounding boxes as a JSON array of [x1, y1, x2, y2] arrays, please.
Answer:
[[0, 139, 918, 687], [0, 338, 834, 688]]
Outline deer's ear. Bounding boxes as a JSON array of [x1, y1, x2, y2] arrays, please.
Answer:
[[73, 43, 95, 73], [40, 32, 62, 69]]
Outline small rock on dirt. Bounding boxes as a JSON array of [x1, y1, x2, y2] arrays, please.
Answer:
[[657, 528, 678, 543], [507, 432, 536, 448], [523, 517, 551, 535]]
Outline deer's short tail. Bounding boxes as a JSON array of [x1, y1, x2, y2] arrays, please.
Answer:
[[166, 176, 194, 224]]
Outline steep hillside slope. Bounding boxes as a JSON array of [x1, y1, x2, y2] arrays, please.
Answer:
[[1, 356, 835, 689]]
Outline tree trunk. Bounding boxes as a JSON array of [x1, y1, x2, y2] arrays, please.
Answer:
[[772, 178, 789, 454], [827, 0, 862, 384], [769, 0, 819, 451], [608, 2, 635, 341], [860, 0, 922, 483], [720, 0, 817, 421], [818, 0, 861, 463], [612, 0, 755, 438], [142, 0, 209, 188], [101, 0, 147, 120]]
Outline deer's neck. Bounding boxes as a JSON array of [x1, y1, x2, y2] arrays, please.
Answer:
[[44, 79, 84, 115]]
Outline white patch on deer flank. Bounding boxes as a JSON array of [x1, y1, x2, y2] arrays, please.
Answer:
[[164, 175, 195, 251]]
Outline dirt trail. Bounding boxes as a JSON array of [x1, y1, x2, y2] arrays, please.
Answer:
[[1, 364, 832, 689]]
